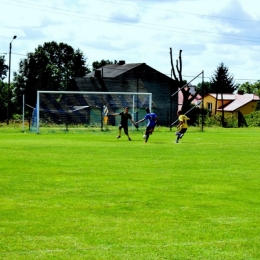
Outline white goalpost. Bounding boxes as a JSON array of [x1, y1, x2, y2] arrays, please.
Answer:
[[35, 91, 152, 133]]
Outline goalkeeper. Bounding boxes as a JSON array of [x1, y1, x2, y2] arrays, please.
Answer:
[[175, 110, 190, 143], [111, 107, 137, 141]]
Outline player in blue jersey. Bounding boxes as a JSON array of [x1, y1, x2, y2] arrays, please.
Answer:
[[136, 108, 158, 143]]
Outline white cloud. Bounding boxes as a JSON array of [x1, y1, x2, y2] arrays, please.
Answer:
[[1, 0, 260, 85]]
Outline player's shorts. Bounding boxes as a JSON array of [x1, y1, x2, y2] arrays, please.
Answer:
[[178, 128, 187, 134], [119, 124, 128, 134], [146, 126, 155, 135]]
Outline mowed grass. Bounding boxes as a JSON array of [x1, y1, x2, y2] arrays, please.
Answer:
[[0, 126, 259, 260]]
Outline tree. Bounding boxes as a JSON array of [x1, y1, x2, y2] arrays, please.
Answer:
[[92, 59, 117, 70], [0, 56, 9, 121], [169, 48, 199, 114], [0, 55, 8, 81], [196, 81, 211, 96], [0, 81, 9, 122], [238, 81, 260, 96], [210, 63, 238, 126], [210, 63, 238, 94], [13, 41, 89, 112]]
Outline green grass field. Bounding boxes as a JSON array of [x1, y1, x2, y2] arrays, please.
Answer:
[[0, 126, 260, 260]]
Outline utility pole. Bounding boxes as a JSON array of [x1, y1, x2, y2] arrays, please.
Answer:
[[7, 35, 17, 125]]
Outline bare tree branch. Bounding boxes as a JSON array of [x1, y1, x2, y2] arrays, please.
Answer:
[[179, 50, 183, 82], [169, 48, 178, 81], [169, 48, 199, 113]]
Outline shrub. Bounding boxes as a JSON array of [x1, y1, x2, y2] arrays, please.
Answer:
[[245, 111, 260, 126]]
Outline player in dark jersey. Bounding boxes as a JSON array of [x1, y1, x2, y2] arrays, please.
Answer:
[[136, 108, 158, 143], [111, 107, 137, 141]]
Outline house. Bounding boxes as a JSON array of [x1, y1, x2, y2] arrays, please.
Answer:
[[72, 61, 179, 126], [203, 92, 260, 116]]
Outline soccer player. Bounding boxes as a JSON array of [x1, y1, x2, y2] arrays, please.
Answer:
[[111, 107, 136, 141], [136, 107, 158, 143], [175, 110, 190, 143]]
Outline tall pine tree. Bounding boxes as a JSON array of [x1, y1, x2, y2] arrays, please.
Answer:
[[210, 63, 238, 94], [210, 63, 238, 127]]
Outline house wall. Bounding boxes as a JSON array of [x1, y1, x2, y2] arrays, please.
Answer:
[[88, 108, 145, 126], [235, 101, 258, 115], [217, 99, 231, 108], [142, 79, 177, 125], [203, 95, 258, 116], [134, 68, 178, 126], [203, 95, 216, 114]]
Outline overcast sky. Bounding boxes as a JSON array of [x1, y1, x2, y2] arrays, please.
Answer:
[[0, 0, 260, 85]]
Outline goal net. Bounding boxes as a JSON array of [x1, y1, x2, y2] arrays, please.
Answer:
[[34, 91, 152, 133]]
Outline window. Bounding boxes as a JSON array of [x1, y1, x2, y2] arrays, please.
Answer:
[[207, 102, 212, 111]]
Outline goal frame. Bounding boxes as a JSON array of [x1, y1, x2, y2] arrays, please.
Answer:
[[36, 91, 152, 133]]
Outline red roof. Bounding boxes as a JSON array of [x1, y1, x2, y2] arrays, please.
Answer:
[[179, 92, 259, 112], [214, 94, 260, 111]]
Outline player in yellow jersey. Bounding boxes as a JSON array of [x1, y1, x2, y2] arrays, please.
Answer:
[[175, 110, 190, 143]]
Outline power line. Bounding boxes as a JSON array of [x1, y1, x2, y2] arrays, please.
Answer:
[[98, 0, 260, 24], [12, 52, 27, 57], [166, 73, 259, 82], [2, 0, 260, 83], [7, 0, 260, 24], [3, 0, 260, 43], [5, 52, 260, 83]]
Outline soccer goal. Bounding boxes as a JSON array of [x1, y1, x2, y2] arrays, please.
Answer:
[[34, 91, 152, 133]]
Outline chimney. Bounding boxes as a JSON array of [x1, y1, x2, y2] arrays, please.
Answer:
[[94, 70, 102, 78], [237, 90, 244, 95], [119, 60, 125, 65]]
